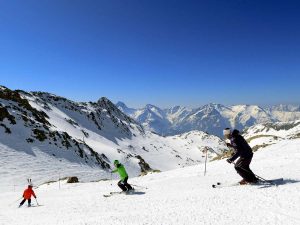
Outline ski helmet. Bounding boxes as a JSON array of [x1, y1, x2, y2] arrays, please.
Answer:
[[114, 160, 119, 165]]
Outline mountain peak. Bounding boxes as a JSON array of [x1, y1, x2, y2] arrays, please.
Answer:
[[0, 85, 8, 91], [97, 97, 119, 112], [145, 104, 159, 109], [116, 101, 128, 108], [98, 97, 111, 103], [116, 101, 136, 116]]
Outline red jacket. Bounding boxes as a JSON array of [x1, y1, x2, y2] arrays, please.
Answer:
[[23, 187, 36, 199]]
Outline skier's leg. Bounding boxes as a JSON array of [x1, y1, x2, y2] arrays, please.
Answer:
[[236, 157, 257, 183], [239, 159, 251, 182], [123, 177, 133, 190], [125, 183, 133, 190], [243, 157, 258, 182], [117, 180, 127, 191], [28, 199, 31, 207], [234, 158, 247, 181], [19, 199, 26, 207]]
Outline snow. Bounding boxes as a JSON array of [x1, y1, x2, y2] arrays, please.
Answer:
[[1, 88, 300, 224], [244, 120, 300, 139], [0, 91, 226, 192], [118, 102, 300, 137], [1, 139, 299, 225], [0, 142, 107, 193], [248, 136, 279, 147], [271, 111, 300, 122]]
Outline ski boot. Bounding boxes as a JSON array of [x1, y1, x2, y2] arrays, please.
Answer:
[[239, 179, 248, 185]]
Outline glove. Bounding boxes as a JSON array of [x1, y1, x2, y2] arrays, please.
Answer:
[[226, 159, 232, 164], [226, 143, 232, 148]]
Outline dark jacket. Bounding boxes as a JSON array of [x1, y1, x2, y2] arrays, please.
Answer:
[[229, 134, 253, 162]]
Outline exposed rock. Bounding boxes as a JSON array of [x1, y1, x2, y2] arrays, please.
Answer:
[[67, 177, 79, 183], [136, 155, 152, 174]]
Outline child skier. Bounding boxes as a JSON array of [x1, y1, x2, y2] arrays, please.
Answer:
[[19, 184, 37, 207], [111, 160, 133, 192]]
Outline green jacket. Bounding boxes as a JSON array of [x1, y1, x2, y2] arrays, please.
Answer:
[[112, 163, 128, 181]]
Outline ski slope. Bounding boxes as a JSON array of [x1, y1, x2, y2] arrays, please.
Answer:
[[1, 139, 299, 225], [0, 87, 227, 193]]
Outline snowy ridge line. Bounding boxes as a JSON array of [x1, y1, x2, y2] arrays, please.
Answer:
[[117, 101, 300, 137], [0, 86, 227, 192]]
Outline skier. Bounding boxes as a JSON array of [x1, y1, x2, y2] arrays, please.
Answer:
[[111, 160, 133, 192], [223, 128, 259, 185], [19, 184, 37, 207]]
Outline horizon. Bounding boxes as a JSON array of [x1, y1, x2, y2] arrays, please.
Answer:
[[1, 83, 299, 110], [1, 0, 300, 108]]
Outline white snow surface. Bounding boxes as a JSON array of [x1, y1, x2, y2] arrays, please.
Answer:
[[1, 139, 299, 225], [243, 120, 300, 151], [0, 89, 226, 192]]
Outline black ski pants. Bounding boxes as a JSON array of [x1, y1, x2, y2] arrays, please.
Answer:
[[20, 198, 31, 206], [117, 177, 133, 191], [234, 155, 258, 182]]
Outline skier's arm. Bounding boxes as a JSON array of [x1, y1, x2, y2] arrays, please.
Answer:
[[229, 151, 240, 162], [111, 169, 118, 173], [32, 190, 36, 198], [228, 138, 242, 162]]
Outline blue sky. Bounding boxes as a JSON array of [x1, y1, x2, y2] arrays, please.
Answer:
[[0, 0, 299, 108]]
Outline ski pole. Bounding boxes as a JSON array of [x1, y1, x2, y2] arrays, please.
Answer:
[[35, 198, 40, 206], [204, 148, 208, 176], [110, 172, 113, 186], [219, 143, 274, 185], [209, 147, 223, 158], [232, 162, 274, 185], [222, 138, 275, 184]]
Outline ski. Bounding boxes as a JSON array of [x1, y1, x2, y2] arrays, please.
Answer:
[[103, 191, 123, 197], [18, 204, 43, 208], [30, 204, 43, 208], [212, 182, 221, 188], [212, 178, 283, 188], [258, 178, 284, 186], [212, 182, 240, 188], [103, 189, 136, 198]]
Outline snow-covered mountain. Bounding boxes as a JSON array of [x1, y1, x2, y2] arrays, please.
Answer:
[[2, 86, 300, 225], [0, 86, 226, 192], [1, 130, 299, 225], [268, 104, 300, 112], [242, 120, 300, 152], [117, 102, 300, 137], [266, 104, 300, 122]]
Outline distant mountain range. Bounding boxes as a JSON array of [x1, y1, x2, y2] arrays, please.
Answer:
[[116, 102, 300, 137], [1, 84, 300, 191], [0, 85, 227, 190]]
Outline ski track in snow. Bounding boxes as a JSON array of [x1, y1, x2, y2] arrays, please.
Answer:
[[1, 139, 300, 225]]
